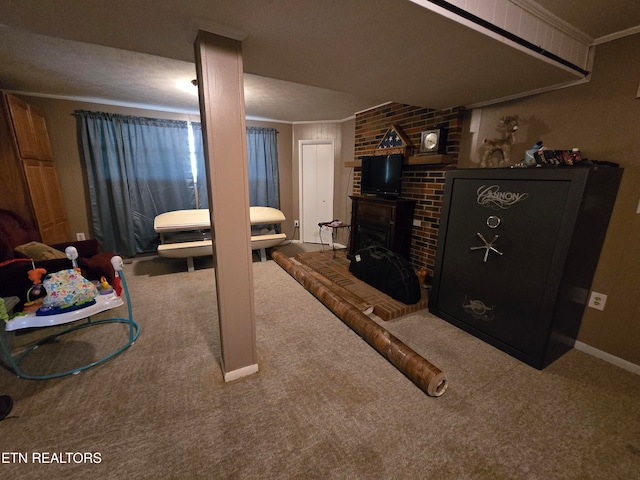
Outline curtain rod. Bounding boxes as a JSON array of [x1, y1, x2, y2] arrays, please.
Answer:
[[71, 111, 281, 133]]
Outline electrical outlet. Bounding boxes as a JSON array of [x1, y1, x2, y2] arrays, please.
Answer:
[[588, 291, 607, 311], [294, 220, 300, 227], [76, 232, 86, 241], [413, 219, 421, 227]]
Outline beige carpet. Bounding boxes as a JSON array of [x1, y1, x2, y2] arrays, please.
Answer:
[[1, 254, 639, 479]]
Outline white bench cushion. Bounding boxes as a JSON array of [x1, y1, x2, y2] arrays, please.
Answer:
[[250, 233, 287, 250], [250, 206, 286, 225], [155, 207, 287, 267], [157, 240, 212, 258], [154, 209, 210, 233]]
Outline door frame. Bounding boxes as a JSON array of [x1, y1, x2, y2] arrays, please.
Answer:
[[298, 139, 335, 243]]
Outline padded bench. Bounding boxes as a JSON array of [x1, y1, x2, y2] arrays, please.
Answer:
[[154, 207, 287, 272]]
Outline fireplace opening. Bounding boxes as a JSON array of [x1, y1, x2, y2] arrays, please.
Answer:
[[354, 223, 388, 252]]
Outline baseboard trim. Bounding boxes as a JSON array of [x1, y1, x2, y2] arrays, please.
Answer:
[[222, 363, 259, 382], [574, 341, 640, 376]]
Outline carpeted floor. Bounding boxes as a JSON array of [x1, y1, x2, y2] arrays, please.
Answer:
[[1, 252, 639, 479]]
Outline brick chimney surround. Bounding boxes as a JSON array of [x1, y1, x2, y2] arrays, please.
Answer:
[[351, 102, 465, 275]]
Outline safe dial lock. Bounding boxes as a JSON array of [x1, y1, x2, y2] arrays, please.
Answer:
[[470, 232, 504, 263], [486, 215, 501, 229]]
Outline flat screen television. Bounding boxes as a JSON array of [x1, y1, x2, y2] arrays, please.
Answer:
[[360, 153, 404, 197]]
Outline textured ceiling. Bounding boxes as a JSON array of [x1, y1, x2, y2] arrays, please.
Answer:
[[0, 0, 638, 122]]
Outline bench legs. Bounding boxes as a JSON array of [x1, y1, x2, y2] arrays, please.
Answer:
[[166, 248, 273, 272]]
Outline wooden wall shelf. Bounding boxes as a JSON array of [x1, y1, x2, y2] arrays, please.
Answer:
[[344, 154, 454, 168], [406, 154, 455, 165]]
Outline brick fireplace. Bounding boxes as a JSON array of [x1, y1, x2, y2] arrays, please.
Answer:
[[351, 102, 465, 276]]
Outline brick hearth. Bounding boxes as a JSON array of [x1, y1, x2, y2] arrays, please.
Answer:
[[294, 250, 427, 321]]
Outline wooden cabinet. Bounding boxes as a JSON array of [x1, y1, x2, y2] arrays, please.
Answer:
[[429, 167, 622, 369], [348, 196, 416, 259], [5, 94, 54, 161], [0, 93, 69, 244]]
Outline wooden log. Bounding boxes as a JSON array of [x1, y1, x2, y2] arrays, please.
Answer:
[[290, 259, 373, 314], [271, 250, 448, 397]]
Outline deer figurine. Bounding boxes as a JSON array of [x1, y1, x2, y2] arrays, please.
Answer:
[[480, 115, 519, 168]]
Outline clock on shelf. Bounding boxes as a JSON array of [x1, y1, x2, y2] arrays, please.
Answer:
[[420, 128, 447, 155]]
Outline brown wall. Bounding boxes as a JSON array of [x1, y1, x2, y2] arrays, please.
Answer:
[[457, 34, 640, 365]]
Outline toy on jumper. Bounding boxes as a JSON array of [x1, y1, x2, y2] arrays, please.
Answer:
[[23, 266, 48, 312], [111, 256, 123, 296], [98, 276, 114, 295], [65, 246, 80, 270]]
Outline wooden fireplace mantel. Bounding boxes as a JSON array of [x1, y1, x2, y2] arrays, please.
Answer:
[[344, 154, 454, 168]]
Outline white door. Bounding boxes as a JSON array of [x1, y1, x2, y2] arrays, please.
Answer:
[[300, 141, 334, 244]]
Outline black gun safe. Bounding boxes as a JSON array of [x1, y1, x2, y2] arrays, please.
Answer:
[[429, 166, 622, 369]]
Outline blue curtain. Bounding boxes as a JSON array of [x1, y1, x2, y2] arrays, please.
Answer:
[[195, 126, 279, 209], [191, 122, 209, 209], [246, 127, 279, 208], [76, 114, 279, 256], [76, 111, 196, 257]]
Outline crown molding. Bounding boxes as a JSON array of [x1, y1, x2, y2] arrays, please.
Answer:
[[593, 24, 640, 45], [465, 75, 592, 110], [510, 0, 592, 45]]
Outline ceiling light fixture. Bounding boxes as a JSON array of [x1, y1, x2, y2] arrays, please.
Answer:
[[176, 79, 198, 95]]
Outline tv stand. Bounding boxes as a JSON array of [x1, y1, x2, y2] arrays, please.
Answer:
[[348, 196, 416, 259]]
